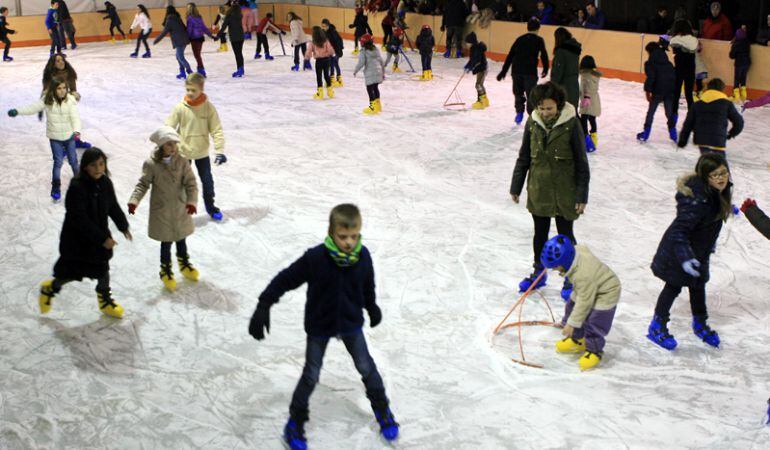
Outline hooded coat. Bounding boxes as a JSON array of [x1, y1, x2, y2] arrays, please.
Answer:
[[551, 37, 582, 106], [644, 46, 676, 96], [353, 46, 385, 85], [464, 32, 487, 74], [416, 28, 435, 55], [129, 152, 198, 243], [16, 94, 81, 141], [729, 34, 751, 67], [509, 104, 590, 221], [651, 173, 727, 287], [579, 69, 602, 117], [678, 89, 743, 150], [219, 6, 244, 43]]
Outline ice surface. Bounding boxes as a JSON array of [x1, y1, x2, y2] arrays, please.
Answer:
[[1, 38, 769, 449]]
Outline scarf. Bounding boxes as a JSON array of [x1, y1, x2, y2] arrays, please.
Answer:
[[324, 236, 362, 267], [543, 113, 560, 130], [184, 93, 208, 107]]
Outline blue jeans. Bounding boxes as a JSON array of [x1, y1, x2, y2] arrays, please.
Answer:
[[644, 94, 676, 130], [192, 157, 215, 207], [50, 138, 79, 183], [289, 330, 388, 421], [176, 44, 192, 74]]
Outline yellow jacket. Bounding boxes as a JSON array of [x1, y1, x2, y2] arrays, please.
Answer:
[[165, 96, 225, 161], [563, 245, 621, 328]]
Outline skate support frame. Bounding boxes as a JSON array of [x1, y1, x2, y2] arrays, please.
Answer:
[[276, 33, 289, 57], [443, 72, 467, 109], [492, 271, 560, 369], [398, 48, 416, 73]]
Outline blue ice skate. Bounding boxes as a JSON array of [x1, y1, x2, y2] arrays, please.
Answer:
[[254, 52, 262, 59], [176, 69, 186, 80], [375, 407, 399, 442], [443, 49, 451, 58], [232, 67, 244, 78], [636, 128, 651, 142], [585, 134, 596, 152], [197, 67, 207, 78], [647, 315, 677, 350], [303, 60, 312, 70], [291, 64, 299, 71], [283, 419, 307, 450], [669, 127, 678, 142], [692, 316, 720, 348], [515, 112, 524, 125], [519, 265, 547, 292], [265, 55, 274, 60]]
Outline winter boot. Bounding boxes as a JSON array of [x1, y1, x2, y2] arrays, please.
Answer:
[[39, 279, 59, 313], [555, 337, 585, 353], [254, 52, 262, 59], [177, 255, 200, 281], [636, 128, 651, 142], [176, 69, 187, 80], [283, 418, 307, 450], [561, 278, 573, 302], [160, 263, 177, 291], [692, 315, 720, 348], [197, 67, 207, 78], [668, 127, 678, 142], [578, 351, 602, 371], [519, 264, 547, 292], [51, 180, 61, 201], [96, 289, 124, 318], [313, 87, 324, 100], [3, 56, 13, 62], [515, 112, 524, 125], [303, 60, 312, 71], [130, 51, 138, 58], [585, 134, 596, 152], [590, 132, 598, 149], [218, 43, 228, 53], [291, 64, 299, 72], [392, 63, 402, 73], [363, 101, 378, 115], [455, 49, 462, 58], [141, 51, 151, 58], [374, 98, 382, 112], [374, 407, 399, 441], [443, 48, 451, 58], [647, 315, 677, 350], [265, 54, 274, 60], [732, 87, 741, 102], [740, 86, 747, 101], [326, 86, 334, 99]]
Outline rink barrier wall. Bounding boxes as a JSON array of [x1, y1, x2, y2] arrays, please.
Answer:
[[4, 4, 769, 96]]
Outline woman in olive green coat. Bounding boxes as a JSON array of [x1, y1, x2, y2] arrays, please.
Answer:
[[551, 27, 582, 108], [510, 81, 590, 298]]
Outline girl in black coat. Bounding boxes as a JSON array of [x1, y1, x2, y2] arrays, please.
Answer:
[[99, 1, 126, 42], [647, 153, 731, 351], [217, 4, 245, 77], [39, 148, 132, 318]]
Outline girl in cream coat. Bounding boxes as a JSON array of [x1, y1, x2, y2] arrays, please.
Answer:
[[128, 126, 199, 292]]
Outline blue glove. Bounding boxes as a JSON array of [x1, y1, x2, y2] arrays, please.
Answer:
[[214, 153, 227, 165], [682, 259, 701, 277], [7, 109, 18, 117]]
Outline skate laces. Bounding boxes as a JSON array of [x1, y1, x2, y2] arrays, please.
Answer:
[[160, 263, 173, 279], [98, 291, 118, 309], [177, 257, 194, 272]]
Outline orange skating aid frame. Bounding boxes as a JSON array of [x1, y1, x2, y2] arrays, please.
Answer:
[[493, 271, 560, 368], [443, 72, 466, 108]]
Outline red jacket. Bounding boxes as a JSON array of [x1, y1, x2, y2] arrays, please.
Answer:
[[256, 17, 279, 35], [701, 14, 733, 41]]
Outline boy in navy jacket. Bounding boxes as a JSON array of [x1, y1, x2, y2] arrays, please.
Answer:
[[678, 78, 743, 157], [249, 204, 398, 450]]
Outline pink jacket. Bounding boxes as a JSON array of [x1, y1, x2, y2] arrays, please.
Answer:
[[305, 41, 335, 60]]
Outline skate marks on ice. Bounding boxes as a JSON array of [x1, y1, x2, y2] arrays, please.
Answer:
[[145, 281, 240, 313]]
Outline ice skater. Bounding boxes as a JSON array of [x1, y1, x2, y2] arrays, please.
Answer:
[[321, 18, 344, 87], [41, 53, 93, 149], [729, 26, 751, 102], [8, 77, 82, 200], [241, 0, 257, 40], [185, 3, 214, 77], [509, 82, 590, 300], [248, 204, 399, 450], [217, 2, 246, 77], [677, 78, 743, 158], [637, 41, 677, 143], [304, 26, 336, 100], [647, 153, 731, 351], [254, 12, 284, 60], [0, 6, 15, 62], [99, 1, 126, 43], [56, 0, 76, 50], [288, 12, 310, 71], [128, 126, 200, 292], [579, 55, 602, 152], [37, 148, 131, 319], [382, 27, 404, 73], [463, 32, 489, 110], [154, 6, 193, 80], [165, 73, 227, 221], [349, 7, 372, 55], [669, 20, 698, 112], [46, 1, 63, 56], [129, 4, 152, 58], [541, 235, 620, 371], [381, 8, 395, 50], [415, 24, 434, 80], [212, 4, 229, 53], [353, 33, 385, 115]]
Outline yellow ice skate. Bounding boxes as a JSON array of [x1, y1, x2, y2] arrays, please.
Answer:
[[427, 70, 433, 80], [482, 94, 490, 107], [590, 132, 598, 149], [177, 256, 200, 281], [39, 279, 57, 314], [313, 87, 324, 100], [373, 98, 382, 112], [352, 48, 360, 55], [218, 43, 228, 53], [109, 37, 116, 44], [392, 63, 402, 73], [472, 94, 488, 110], [97, 290, 124, 318], [326, 86, 334, 99], [732, 88, 741, 103], [336, 75, 344, 87], [363, 101, 378, 115], [740, 86, 747, 101], [420, 70, 429, 80], [331, 76, 341, 87], [555, 337, 586, 353], [578, 351, 602, 371], [160, 263, 177, 291]]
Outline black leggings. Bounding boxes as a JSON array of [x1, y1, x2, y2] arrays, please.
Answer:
[[232, 39, 244, 68], [382, 24, 393, 47], [580, 114, 597, 134], [135, 28, 151, 53], [294, 42, 307, 66], [1, 37, 10, 58], [53, 273, 110, 293], [532, 214, 575, 267], [654, 282, 707, 320], [315, 57, 331, 87], [354, 32, 363, 50], [160, 239, 188, 264], [674, 71, 695, 109], [109, 22, 126, 38], [734, 65, 749, 87], [366, 83, 380, 101], [256, 33, 270, 56]]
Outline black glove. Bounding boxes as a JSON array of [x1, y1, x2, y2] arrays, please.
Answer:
[[440, 25, 445, 32], [496, 72, 504, 82], [281, 30, 287, 35], [249, 303, 271, 340], [727, 131, 736, 140], [366, 304, 382, 328]]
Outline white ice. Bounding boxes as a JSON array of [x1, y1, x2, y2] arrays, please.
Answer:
[[1, 37, 769, 450]]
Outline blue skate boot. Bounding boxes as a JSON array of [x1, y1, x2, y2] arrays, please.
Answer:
[[519, 264, 547, 292], [647, 315, 677, 350], [443, 48, 451, 58], [692, 315, 720, 348], [303, 60, 312, 70], [585, 134, 596, 152], [515, 111, 524, 125], [669, 127, 678, 142], [636, 128, 651, 142], [283, 418, 307, 450], [374, 407, 399, 442]]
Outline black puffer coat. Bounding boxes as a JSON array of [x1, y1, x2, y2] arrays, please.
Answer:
[[644, 46, 676, 97], [416, 28, 435, 56], [53, 175, 129, 281], [464, 32, 487, 75], [326, 24, 344, 57]]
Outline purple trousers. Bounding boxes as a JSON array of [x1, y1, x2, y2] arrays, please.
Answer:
[[562, 301, 617, 354]]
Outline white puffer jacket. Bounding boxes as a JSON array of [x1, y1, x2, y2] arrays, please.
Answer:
[[16, 94, 81, 141], [130, 12, 152, 33]]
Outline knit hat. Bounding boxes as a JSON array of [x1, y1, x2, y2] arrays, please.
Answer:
[[735, 28, 747, 40], [149, 126, 181, 147]]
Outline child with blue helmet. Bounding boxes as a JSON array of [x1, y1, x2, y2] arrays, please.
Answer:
[[541, 235, 621, 370]]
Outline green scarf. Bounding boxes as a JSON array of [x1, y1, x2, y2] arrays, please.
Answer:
[[543, 113, 560, 130], [324, 236, 363, 267]]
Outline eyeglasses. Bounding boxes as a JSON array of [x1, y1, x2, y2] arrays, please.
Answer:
[[709, 170, 729, 180]]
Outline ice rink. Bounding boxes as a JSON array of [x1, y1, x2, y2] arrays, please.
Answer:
[[1, 37, 769, 449]]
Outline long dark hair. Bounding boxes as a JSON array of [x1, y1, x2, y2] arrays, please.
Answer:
[[43, 53, 77, 90], [695, 153, 732, 221], [672, 19, 694, 36], [311, 26, 327, 47], [43, 78, 69, 106], [77, 148, 111, 180], [163, 5, 179, 26], [287, 11, 301, 22], [579, 55, 597, 71], [554, 27, 572, 50], [138, 4, 150, 18]]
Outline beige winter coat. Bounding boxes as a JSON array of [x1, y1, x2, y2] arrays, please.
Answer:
[[563, 245, 621, 328], [165, 97, 225, 161], [16, 94, 81, 141], [579, 70, 602, 117], [129, 153, 198, 243]]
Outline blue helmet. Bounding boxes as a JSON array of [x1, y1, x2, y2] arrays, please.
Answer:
[[540, 235, 576, 270]]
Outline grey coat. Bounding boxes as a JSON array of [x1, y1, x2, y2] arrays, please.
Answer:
[[353, 47, 385, 86], [579, 70, 602, 117], [129, 153, 198, 243]]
